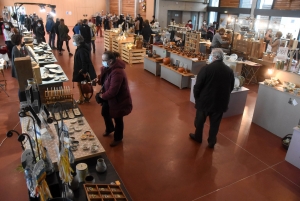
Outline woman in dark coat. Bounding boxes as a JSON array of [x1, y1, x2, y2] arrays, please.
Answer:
[[35, 19, 46, 43], [72, 34, 97, 104], [141, 20, 153, 44], [58, 19, 72, 55], [95, 51, 133, 147], [11, 34, 28, 101]]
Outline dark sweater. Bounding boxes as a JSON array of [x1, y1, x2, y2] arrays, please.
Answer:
[[79, 24, 92, 43], [194, 60, 234, 113]]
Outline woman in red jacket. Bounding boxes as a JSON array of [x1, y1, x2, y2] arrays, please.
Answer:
[[96, 51, 133, 147]]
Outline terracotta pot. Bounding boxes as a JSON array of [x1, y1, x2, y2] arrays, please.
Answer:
[[163, 57, 170, 65], [177, 67, 184, 73]]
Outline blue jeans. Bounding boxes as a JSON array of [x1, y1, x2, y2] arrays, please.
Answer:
[[48, 32, 56, 48]]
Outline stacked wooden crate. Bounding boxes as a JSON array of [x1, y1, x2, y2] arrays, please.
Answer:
[[185, 32, 201, 53], [122, 47, 146, 64], [104, 31, 119, 51], [112, 37, 134, 56], [250, 40, 266, 59]]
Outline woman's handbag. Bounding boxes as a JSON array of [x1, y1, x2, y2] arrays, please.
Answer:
[[80, 73, 94, 101]]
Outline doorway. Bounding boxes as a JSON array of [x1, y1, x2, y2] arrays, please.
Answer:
[[167, 11, 183, 25]]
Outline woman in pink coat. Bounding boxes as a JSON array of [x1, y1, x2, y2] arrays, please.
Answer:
[[96, 51, 132, 147]]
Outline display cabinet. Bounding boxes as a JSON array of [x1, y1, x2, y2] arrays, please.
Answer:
[[144, 56, 161, 76]]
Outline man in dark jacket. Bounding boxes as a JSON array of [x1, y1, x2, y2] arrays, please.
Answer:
[[35, 20, 46, 43], [45, 17, 56, 49], [79, 19, 92, 55], [53, 18, 61, 50], [24, 15, 31, 31], [95, 51, 132, 147], [137, 14, 143, 32], [190, 48, 234, 148], [95, 14, 102, 37]]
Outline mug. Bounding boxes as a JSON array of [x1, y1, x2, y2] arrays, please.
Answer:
[[85, 175, 95, 183]]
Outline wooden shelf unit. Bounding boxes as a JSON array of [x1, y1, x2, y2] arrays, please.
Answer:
[[122, 48, 146, 64], [184, 32, 201, 53], [112, 37, 134, 57], [104, 31, 119, 51]]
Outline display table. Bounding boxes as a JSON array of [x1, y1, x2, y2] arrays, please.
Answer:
[[104, 30, 119, 51], [160, 64, 194, 89], [252, 83, 300, 138], [144, 56, 161, 76], [169, 52, 206, 75], [112, 38, 134, 58], [39, 66, 69, 103], [190, 78, 249, 118], [122, 48, 146, 65], [21, 116, 105, 166], [285, 127, 300, 169], [152, 45, 170, 58], [241, 61, 262, 84]]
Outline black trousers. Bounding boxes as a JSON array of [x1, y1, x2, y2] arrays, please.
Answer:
[[59, 40, 70, 52], [5, 41, 13, 58], [91, 40, 95, 53], [56, 35, 60, 49], [194, 110, 223, 144], [101, 102, 124, 141]]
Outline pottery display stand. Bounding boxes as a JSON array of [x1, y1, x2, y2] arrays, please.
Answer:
[[144, 56, 161, 76], [122, 48, 146, 65], [190, 78, 249, 118], [252, 83, 300, 138], [104, 31, 119, 51], [152, 45, 170, 58], [285, 127, 300, 169], [185, 32, 201, 53], [84, 184, 128, 201], [160, 64, 194, 89], [169, 52, 206, 75]]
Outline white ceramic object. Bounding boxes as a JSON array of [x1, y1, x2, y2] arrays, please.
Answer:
[[229, 54, 238, 62]]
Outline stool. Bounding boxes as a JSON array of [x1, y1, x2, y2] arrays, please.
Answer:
[[242, 63, 261, 84]]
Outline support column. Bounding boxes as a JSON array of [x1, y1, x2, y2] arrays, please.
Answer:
[[251, 0, 258, 18], [119, 0, 122, 15], [135, 0, 139, 17]]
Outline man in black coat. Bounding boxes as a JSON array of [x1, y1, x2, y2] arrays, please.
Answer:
[[190, 48, 234, 148], [79, 19, 92, 55], [137, 14, 143, 32], [53, 18, 61, 50]]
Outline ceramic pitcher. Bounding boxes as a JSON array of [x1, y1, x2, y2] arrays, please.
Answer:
[[96, 158, 107, 173]]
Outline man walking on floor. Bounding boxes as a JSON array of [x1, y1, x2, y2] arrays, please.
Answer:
[[189, 48, 234, 148]]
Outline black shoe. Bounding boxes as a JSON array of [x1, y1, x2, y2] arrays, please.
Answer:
[[103, 130, 114, 136], [189, 133, 202, 143]]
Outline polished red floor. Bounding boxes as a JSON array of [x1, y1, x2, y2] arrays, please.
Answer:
[[1, 33, 300, 201]]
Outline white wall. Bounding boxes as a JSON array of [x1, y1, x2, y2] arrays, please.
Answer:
[[155, 0, 207, 28]]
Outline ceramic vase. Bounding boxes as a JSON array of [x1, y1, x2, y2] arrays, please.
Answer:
[[69, 172, 79, 191], [96, 158, 107, 173]]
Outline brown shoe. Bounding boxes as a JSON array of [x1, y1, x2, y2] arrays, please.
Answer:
[[110, 140, 122, 147]]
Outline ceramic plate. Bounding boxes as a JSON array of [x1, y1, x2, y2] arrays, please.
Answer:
[[44, 64, 59, 68], [60, 77, 67, 81], [56, 70, 63, 74], [54, 77, 59, 81], [49, 69, 57, 73]]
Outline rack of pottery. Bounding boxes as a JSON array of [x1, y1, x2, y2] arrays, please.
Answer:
[[45, 86, 73, 104], [185, 31, 201, 53], [84, 184, 128, 201], [162, 45, 208, 61]]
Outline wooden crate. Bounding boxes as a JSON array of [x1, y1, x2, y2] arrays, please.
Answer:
[[112, 37, 134, 56], [122, 48, 146, 64], [250, 40, 266, 59], [104, 31, 119, 51]]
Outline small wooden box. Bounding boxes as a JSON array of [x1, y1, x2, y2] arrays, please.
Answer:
[[122, 48, 146, 64], [84, 184, 128, 201]]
